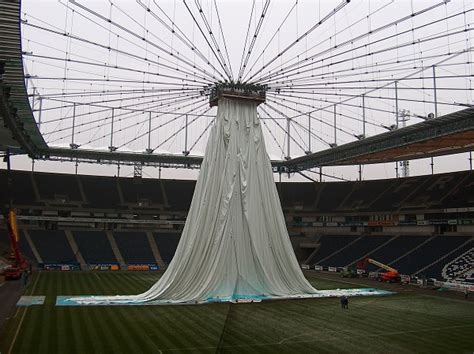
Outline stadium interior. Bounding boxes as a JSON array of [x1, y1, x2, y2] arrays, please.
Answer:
[[1, 169, 473, 283], [1, 0, 474, 352]]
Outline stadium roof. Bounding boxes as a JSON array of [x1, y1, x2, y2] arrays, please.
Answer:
[[0, 0, 47, 156], [1, 0, 473, 171], [277, 107, 474, 172]]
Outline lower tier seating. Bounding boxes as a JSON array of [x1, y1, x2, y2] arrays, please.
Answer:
[[321, 235, 393, 267], [391, 236, 470, 275], [310, 235, 357, 265], [441, 246, 474, 281], [28, 230, 76, 263], [153, 232, 181, 265], [113, 232, 156, 264], [73, 231, 117, 264], [422, 242, 473, 279]]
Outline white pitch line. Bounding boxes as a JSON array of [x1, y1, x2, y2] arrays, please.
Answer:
[[156, 323, 474, 352], [8, 273, 41, 354]]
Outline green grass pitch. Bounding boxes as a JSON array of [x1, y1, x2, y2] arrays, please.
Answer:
[[1, 272, 473, 353]]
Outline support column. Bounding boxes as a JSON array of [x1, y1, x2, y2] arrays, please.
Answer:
[[37, 97, 43, 132], [395, 81, 399, 128], [109, 108, 116, 152], [308, 113, 311, 152], [331, 105, 337, 148], [286, 117, 291, 160], [432, 65, 438, 118], [183, 114, 189, 155], [359, 94, 366, 179], [431, 65, 438, 174], [361, 94, 366, 138], [146, 111, 153, 153], [70, 103, 78, 149], [395, 81, 399, 177]]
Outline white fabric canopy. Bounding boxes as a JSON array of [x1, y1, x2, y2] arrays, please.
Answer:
[[74, 98, 318, 304]]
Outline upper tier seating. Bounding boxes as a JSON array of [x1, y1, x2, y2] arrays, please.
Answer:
[[81, 176, 121, 209], [278, 183, 320, 209], [370, 176, 427, 211], [162, 180, 195, 210], [73, 231, 117, 264], [338, 179, 396, 212], [118, 178, 164, 206], [113, 231, 156, 264], [28, 230, 76, 263], [315, 182, 354, 212], [0, 170, 37, 206], [400, 172, 469, 210], [35, 173, 82, 202], [443, 172, 474, 208], [2, 170, 474, 212]]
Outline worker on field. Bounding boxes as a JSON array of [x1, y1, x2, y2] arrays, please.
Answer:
[[340, 295, 349, 309]]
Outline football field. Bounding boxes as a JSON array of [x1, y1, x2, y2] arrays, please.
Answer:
[[1, 272, 473, 353]]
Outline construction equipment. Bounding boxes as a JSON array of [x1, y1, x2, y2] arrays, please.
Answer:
[[2, 150, 29, 280], [341, 267, 357, 278], [358, 257, 400, 283], [4, 209, 28, 280]]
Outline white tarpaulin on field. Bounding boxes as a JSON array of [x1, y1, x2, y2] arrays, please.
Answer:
[[69, 98, 320, 304]]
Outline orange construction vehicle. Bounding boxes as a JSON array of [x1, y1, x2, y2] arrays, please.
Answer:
[[358, 257, 401, 283], [4, 209, 29, 280], [2, 150, 29, 281]]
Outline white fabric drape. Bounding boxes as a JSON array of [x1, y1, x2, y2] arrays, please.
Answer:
[[76, 98, 317, 304]]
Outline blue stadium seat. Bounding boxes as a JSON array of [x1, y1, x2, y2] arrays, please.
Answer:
[[153, 232, 181, 265], [323, 235, 393, 267], [34, 172, 82, 202], [81, 175, 121, 208], [365, 235, 430, 271], [392, 236, 471, 275], [113, 231, 156, 264], [419, 241, 473, 279], [162, 180, 195, 210], [118, 178, 165, 206], [311, 235, 359, 265], [278, 183, 320, 209], [73, 231, 117, 264], [29, 230, 76, 263], [316, 182, 354, 212]]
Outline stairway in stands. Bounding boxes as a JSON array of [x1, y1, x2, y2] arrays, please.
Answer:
[[442, 247, 474, 282], [106, 231, 126, 269]]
